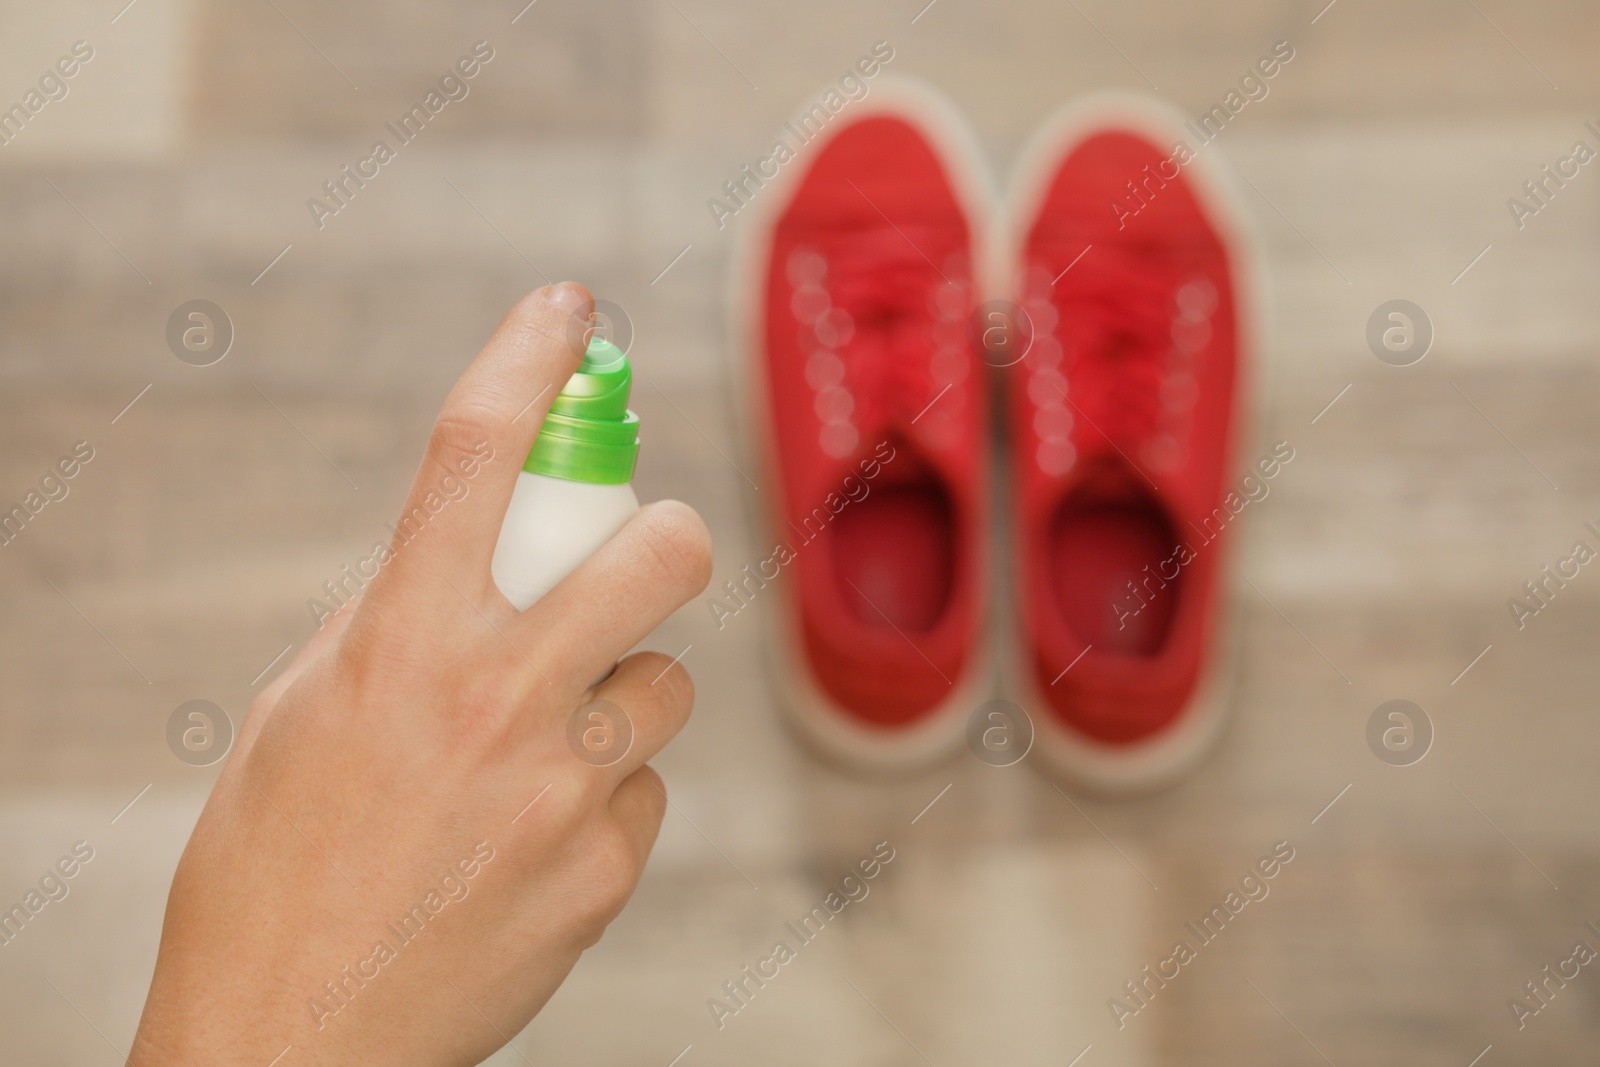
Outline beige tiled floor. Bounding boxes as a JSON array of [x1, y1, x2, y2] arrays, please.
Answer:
[[4, 1, 1600, 1063]]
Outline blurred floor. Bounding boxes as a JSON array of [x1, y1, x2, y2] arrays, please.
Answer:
[[3, 1, 1600, 1064]]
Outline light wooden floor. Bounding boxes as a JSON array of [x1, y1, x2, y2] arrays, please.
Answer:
[[3, 1, 1599, 1063]]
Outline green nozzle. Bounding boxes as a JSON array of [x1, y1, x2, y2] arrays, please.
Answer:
[[524, 336, 639, 484]]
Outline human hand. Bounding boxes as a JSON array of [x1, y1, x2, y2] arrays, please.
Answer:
[[129, 283, 712, 1066]]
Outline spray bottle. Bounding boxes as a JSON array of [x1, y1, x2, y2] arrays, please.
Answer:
[[491, 336, 640, 610]]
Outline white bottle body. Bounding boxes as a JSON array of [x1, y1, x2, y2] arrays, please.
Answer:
[[491, 471, 640, 611]]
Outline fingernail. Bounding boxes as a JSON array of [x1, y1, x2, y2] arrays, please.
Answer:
[[545, 281, 591, 316]]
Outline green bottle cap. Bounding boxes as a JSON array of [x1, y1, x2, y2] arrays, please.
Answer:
[[523, 336, 640, 484]]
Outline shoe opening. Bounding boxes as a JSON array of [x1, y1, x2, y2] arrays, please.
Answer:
[[1048, 465, 1180, 656], [833, 448, 956, 634]]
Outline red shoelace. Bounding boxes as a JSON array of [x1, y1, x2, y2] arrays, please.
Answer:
[[804, 226, 963, 441], [1046, 247, 1178, 452]]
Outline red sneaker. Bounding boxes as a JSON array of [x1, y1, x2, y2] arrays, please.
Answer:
[[1003, 95, 1255, 791], [732, 81, 994, 770]]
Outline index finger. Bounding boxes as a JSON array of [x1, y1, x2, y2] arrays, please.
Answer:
[[368, 283, 593, 616]]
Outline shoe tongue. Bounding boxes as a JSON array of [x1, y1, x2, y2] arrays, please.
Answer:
[[786, 224, 973, 503], [830, 234, 964, 438], [1055, 264, 1174, 453], [1065, 456, 1161, 506]]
